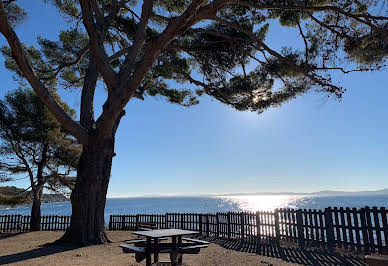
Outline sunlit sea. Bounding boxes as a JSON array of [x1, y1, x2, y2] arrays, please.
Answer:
[[1, 195, 388, 223]]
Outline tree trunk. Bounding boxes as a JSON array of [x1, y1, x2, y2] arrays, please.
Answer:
[[30, 188, 43, 231], [59, 136, 114, 245]]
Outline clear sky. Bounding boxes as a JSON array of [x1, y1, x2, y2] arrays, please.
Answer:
[[1, 1, 387, 197]]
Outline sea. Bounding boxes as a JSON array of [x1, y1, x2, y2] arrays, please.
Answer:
[[1, 195, 388, 223]]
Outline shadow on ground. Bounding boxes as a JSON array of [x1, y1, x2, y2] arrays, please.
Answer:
[[198, 236, 366, 266], [0, 232, 26, 240], [0, 242, 78, 265]]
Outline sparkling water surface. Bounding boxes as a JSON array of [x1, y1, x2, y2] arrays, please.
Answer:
[[1, 195, 388, 223]]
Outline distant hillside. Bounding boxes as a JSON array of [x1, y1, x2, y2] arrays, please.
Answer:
[[311, 189, 388, 196], [220, 188, 388, 197], [0, 186, 69, 205]]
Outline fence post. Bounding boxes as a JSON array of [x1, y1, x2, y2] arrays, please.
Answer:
[[324, 207, 335, 251], [296, 209, 305, 248], [274, 209, 280, 246], [256, 211, 261, 243], [121, 215, 125, 230], [240, 212, 245, 240], [135, 214, 139, 230], [359, 208, 370, 254], [227, 212, 231, 239], [206, 214, 210, 236], [109, 215, 112, 230], [199, 214, 203, 234], [181, 214, 184, 229], [165, 213, 169, 229], [216, 213, 220, 237], [17, 214, 21, 231], [380, 207, 388, 254]]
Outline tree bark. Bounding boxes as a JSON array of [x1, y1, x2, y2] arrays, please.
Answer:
[[30, 188, 43, 231], [58, 136, 114, 245]]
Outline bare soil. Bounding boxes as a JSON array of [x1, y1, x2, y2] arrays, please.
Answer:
[[0, 231, 298, 265]]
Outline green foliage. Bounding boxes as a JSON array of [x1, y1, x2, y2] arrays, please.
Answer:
[[1, 0, 387, 116], [345, 32, 388, 65], [187, 22, 259, 81], [43, 0, 79, 20], [4, 2, 27, 26], [155, 0, 193, 14]]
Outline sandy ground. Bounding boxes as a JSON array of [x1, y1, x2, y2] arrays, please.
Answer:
[[0, 231, 298, 266]]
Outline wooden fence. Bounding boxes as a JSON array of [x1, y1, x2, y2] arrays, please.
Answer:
[[2, 206, 388, 254], [0, 215, 71, 232], [109, 207, 388, 254]]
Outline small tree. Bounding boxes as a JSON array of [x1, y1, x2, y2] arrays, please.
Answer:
[[0, 88, 80, 231], [0, 0, 387, 244]]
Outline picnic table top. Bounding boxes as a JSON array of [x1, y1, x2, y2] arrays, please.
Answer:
[[132, 229, 198, 238]]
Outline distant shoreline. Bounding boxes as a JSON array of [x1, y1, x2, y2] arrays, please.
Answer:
[[107, 188, 388, 198]]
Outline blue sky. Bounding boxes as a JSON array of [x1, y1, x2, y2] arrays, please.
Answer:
[[1, 1, 387, 197]]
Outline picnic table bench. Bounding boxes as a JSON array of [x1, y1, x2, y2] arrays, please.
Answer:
[[136, 222, 158, 231], [120, 229, 208, 266]]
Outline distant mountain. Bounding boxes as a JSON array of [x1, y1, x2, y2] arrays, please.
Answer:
[[220, 188, 388, 197], [311, 189, 388, 196], [0, 186, 69, 205]]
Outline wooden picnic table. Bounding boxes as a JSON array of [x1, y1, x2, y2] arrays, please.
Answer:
[[120, 229, 209, 266]]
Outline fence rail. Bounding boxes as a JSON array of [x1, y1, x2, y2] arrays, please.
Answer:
[[2, 206, 388, 254]]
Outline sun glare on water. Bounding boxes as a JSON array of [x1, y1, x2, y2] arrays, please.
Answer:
[[218, 195, 307, 212]]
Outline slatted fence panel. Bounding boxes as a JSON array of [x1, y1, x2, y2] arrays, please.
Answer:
[[109, 215, 137, 230], [300, 209, 326, 246], [256, 211, 276, 243], [278, 208, 298, 243], [243, 212, 258, 242], [180, 213, 200, 231], [216, 212, 228, 238], [0, 215, 70, 232]]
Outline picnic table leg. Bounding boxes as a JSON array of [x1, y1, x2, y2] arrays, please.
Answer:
[[178, 236, 183, 264], [146, 237, 152, 266], [170, 236, 178, 266], [153, 238, 159, 263]]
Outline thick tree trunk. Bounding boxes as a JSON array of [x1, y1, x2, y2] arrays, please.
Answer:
[[59, 137, 114, 245], [30, 189, 43, 231]]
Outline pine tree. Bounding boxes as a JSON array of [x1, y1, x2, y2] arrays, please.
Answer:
[[0, 0, 386, 244], [0, 88, 80, 231]]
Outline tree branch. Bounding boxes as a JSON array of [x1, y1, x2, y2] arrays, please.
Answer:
[[119, 0, 155, 78], [79, 0, 119, 89], [297, 21, 308, 63], [39, 46, 89, 80], [158, 57, 209, 88], [0, 2, 89, 145], [96, 0, 221, 137], [230, 1, 388, 29], [80, 49, 98, 131], [211, 16, 344, 96]]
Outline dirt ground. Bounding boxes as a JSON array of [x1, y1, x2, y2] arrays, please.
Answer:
[[0, 231, 298, 266]]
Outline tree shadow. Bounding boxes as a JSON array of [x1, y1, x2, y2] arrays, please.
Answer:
[[0, 242, 79, 265], [198, 236, 366, 266]]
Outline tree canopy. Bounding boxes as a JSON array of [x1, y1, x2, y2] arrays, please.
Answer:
[[1, 1, 387, 144]]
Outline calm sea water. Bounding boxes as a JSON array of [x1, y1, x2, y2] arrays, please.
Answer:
[[1, 195, 388, 223]]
